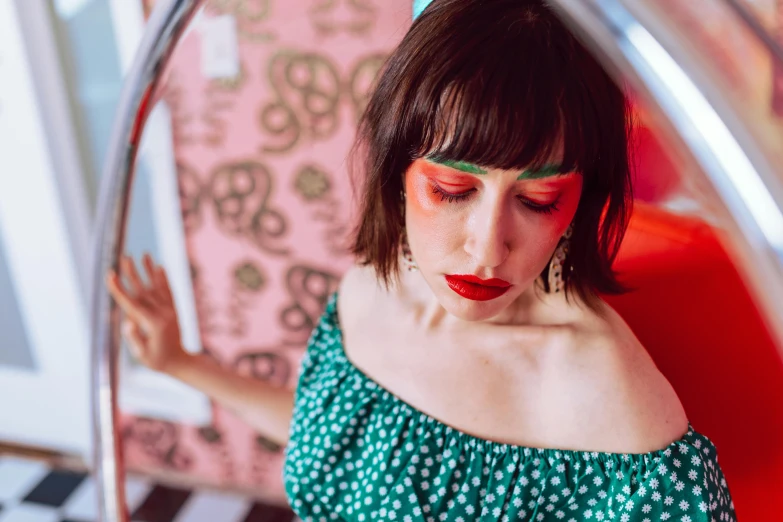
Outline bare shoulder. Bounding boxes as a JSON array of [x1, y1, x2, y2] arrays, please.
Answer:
[[337, 263, 385, 328], [338, 263, 377, 296], [556, 301, 689, 452]]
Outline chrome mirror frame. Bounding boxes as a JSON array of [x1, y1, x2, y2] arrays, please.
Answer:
[[90, 1, 205, 520]]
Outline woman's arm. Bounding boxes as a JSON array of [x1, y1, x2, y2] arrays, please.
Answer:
[[169, 352, 294, 445], [106, 253, 295, 446]]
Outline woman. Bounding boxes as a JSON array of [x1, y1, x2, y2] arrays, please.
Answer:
[[107, 0, 736, 520]]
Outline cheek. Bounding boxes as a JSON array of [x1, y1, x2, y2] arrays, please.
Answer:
[[405, 170, 437, 216], [404, 170, 463, 250], [405, 170, 450, 226], [524, 179, 582, 253], [551, 177, 583, 233]]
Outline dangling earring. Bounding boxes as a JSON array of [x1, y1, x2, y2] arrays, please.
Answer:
[[400, 230, 418, 271], [547, 223, 573, 293], [400, 190, 418, 272]]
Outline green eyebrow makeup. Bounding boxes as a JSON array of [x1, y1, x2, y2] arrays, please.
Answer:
[[427, 155, 564, 179], [517, 164, 563, 180], [427, 156, 488, 175]]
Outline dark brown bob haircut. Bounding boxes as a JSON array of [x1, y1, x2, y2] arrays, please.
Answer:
[[351, 0, 634, 308]]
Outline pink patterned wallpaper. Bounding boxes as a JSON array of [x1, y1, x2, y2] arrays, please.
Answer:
[[120, 0, 411, 501]]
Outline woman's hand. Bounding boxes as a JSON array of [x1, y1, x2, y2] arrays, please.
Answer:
[[105, 253, 190, 375], [106, 253, 295, 445]]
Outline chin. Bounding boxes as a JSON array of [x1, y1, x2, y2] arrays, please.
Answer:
[[438, 288, 516, 322]]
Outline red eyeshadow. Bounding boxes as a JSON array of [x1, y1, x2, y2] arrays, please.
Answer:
[[418, 162, 477, 185]]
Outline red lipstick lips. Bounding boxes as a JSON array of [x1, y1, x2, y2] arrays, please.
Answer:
[[444, 274, 511, 301]]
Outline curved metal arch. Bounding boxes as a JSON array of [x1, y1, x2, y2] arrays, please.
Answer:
[[91, 1, 783, 520], [90, 1, 205, 520]]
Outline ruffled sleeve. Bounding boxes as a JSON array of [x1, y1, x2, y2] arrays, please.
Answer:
[[623, 426, 736, 522]]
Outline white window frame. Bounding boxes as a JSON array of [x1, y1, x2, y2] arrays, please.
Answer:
[[0, 0, 93, 457]]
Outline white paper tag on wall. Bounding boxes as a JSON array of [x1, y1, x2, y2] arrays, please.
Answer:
[[200, 14, 239, 80]]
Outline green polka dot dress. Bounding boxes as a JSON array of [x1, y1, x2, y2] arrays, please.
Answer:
[[284, 294, 736, 521]]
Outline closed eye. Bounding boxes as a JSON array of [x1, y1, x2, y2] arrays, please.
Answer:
[[431, 184, 474, 203], [518, 196, 560, 215], [432, 184, 561, 215]]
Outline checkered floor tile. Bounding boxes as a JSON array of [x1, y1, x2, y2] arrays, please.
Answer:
[[0, 455, 297, 522]]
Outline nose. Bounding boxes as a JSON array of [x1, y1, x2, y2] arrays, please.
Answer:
[[463, 195, 511, 269]]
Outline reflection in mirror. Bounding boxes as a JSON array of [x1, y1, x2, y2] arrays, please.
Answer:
[[630, 0, 783, 181]]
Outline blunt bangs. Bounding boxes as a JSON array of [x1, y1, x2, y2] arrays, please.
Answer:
[[401, 1, 615, 176]]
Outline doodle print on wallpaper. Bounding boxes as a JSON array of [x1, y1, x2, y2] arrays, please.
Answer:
[[123, 418, 193, 472], [190, 262, 222, 337], [178, 162, 205, 232], [309, 0, 378, 37], [209, 0, 276, 43], [233, 349, 291, 389], [190, 258, 270, 338], [197, 424, 237, 483], [180, 160, 290, 253], [348, 53, 387, 121], [210, 160, 290, 255], [250, 433, 283, 487], [144, 0, 277, 42], [165, 68, 249, 149], [280, 264, 340, 345], [293, 164, 331, 202], [259, 51, 342, 153], [164, 72, 196, 146], [294, 164, 350, 256], [259, 50, 388, 153], [225, 260, 267, 337], [201, 72, 247, 147]]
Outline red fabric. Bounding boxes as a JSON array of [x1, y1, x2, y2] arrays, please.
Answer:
[[631, 125, 682, 204], [604, 204, 783, 521]]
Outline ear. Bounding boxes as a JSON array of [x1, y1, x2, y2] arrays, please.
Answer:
[[413, 0, 434, 20]]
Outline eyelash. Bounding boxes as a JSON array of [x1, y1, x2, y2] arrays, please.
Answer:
[[431, 185, 560, 215]]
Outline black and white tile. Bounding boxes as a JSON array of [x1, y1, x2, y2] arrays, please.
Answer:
[[0, 456, 297, 522]]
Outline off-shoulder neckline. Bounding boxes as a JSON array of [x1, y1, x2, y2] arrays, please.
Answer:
[[323, 292, 704, 463]]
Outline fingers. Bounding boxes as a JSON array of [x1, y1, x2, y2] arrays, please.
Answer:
[[105, 271, 151, 325], [141, 254, 167, 306], [107, 253, 175, 319], [142, 253, 156, 285], [121, 256, 146, 296], [154, 265, 175, 306], [122, 319, 147, 358], [140, 253, 174, 307]]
